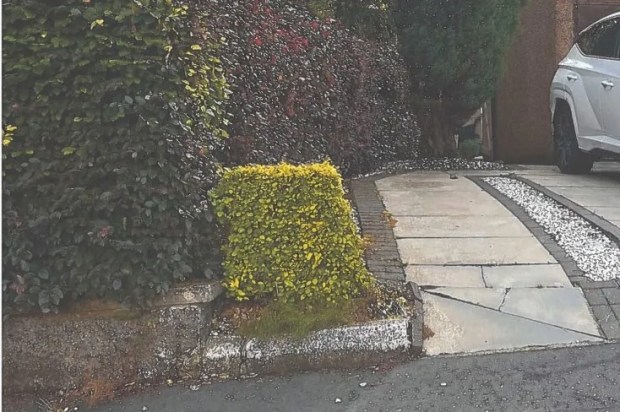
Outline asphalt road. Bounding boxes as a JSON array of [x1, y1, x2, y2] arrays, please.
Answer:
[[91, 343, 620, 412]]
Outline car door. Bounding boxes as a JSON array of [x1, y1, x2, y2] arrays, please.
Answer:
[[577, 17, 620, 141], [598, 20, 620, 140], [570, 22, 609, 138]]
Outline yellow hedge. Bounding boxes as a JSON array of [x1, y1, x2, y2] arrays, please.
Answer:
[[210, 162, 372, 303]]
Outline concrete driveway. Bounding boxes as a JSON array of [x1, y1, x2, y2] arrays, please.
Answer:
[[373, 162, 620, 356], [514, 162, 620, 228]]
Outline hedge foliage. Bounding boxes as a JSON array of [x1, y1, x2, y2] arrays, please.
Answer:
[[210, 162, 372, 303], [325, 0, 394, 41], [199, 0, 419, 176], [2, 0, 230, 313]]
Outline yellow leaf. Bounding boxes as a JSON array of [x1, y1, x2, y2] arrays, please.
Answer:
[[90, 19, 104, 29], [191, 44, 202, 51], [62, 146, 76, 156]]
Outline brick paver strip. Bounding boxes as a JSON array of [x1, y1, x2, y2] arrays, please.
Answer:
[[469, 175, 620, 341], [349, 175, 424, 354], [349, 175, 405, 283]]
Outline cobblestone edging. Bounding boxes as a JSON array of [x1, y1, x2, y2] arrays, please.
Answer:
[[470, 176, 620, 340], [350, 176, 406, 283], [349, 176, 424, 354]]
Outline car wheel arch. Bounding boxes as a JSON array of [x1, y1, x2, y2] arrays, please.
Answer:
[[553, 98, 580, 139]]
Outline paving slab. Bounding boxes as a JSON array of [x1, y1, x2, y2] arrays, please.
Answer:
[[501, 288, 601, 336], [525, 176, 620, 188], [482, 264, 572, 288], [380, 190, 512, 217], [521, 168, 620, 227], [423, 293, 600, 356], [427, 288, 506, 310], [602, 288, 620, 305], [376, 171, 450, 185], [591, 207, 620, 222], [591, 305, 620, 340], [405, 265, 484, 288], [397, 238, 556, 265], [545, 187, 620, 207], [511, 166, 564, 176], [393, 216, 532, 238], [376, 175, 482, 192]]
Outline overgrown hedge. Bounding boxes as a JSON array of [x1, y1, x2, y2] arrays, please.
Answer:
[[210, 162, 372, 303], [199, 0, 419, 176], [2, 0, 229, 313]]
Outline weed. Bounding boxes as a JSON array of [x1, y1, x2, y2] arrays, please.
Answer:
[[383, 210, 398, 228], [422, 325, 435, 339], [82, 377, 116, 407], [238, 300, 356, 339], [362, 234, 375, 250]]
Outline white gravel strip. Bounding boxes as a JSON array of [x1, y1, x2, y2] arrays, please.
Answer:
[[352, 157, 507, 179], [484, 177, 620, 282]]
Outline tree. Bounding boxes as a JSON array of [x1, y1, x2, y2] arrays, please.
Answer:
[[391, 0, 525, 156]]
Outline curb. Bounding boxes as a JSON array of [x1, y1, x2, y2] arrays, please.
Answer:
[[203, 317, 421, 379], [407, 282, 425, 355]]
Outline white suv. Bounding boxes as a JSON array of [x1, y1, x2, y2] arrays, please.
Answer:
[[550, 12, 620, 174]]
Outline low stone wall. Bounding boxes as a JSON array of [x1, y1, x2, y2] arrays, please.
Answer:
[[3, 280, 423, 409], [2, 282, 224, 406]]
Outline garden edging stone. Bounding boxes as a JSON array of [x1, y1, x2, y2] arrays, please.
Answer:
[[203, 317, 421, 379]]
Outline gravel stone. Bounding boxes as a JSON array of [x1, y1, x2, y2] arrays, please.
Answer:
[[484, 177, 620, 282], [354, 158, 507, 179]]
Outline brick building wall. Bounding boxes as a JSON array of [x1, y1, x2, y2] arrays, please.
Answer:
[[493, 0, 620, 163]]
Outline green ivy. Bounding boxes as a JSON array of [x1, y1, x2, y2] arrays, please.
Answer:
[[2, 0, 230, 314], [210, 162, 373, 304]]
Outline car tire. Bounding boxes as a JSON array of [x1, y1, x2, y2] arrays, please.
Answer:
[[553, 104, 593, 174]]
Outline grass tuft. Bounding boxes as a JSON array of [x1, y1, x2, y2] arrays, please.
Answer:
[[238, 300, 357, 340]]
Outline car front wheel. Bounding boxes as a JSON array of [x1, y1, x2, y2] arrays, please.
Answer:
[[553, 104, 593, 174]]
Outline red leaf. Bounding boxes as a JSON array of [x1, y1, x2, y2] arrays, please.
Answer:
[[99, 226, 111, 239]]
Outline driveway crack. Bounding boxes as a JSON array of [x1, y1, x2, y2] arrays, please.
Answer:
[[498, 288, 510, 312]]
